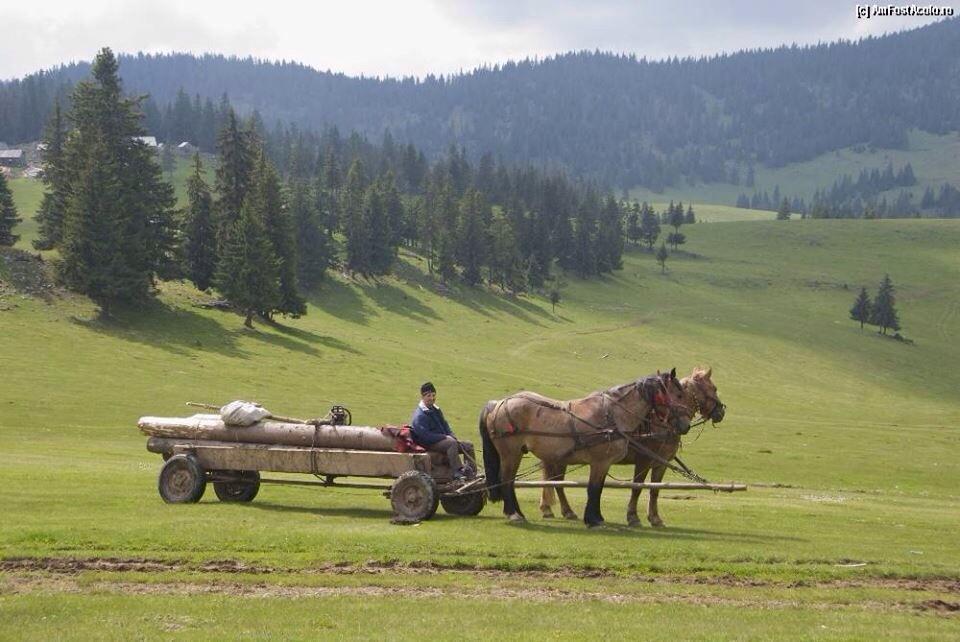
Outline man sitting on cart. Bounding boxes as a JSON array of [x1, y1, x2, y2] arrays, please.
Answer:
[[410, 382, 476, 480]]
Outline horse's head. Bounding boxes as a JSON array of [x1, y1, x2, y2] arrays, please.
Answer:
[[683, 366, 726, 424], [638, 368, 692, 435]]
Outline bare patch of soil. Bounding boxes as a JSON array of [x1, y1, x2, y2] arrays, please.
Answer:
[[0, 249, 64, 303], [3, 556, 959, 594]]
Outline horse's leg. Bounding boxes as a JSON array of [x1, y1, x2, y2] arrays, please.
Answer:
[[499, 444, 526, 523], [539, 464, 557, 519], [647, 465, 667, 528], [583, 465, 608, 528], [626, 459, 650, 527], [554, 466, 578, 520]]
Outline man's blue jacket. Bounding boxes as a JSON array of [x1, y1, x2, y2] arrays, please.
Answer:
[[410, 402, 453, 446]]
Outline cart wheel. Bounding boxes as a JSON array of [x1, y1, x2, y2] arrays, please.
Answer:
[[158, 454, 206, 503], [213, 471, 261, 503], [440, 490, 487, 516], [390, 471, 438, 522]]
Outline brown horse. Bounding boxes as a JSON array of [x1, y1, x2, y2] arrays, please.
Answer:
[[539, 367, 725, 527], [479, 370, 690, 527]]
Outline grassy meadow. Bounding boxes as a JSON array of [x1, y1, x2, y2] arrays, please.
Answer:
[[2, 173, 959, 638]]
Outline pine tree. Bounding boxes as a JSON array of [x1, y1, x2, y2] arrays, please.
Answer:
[[656, 243, 669, 274], [595, 196, 624, 273], [626, 207, 641, 246], [253, 152, 305, 317], [57, 48, 177, 310], [777, 198, 791, 220], [0, 171, 21, 246], [214, 110, 255, 239], [182, 154, 216, 291], [639, 204, 660, 250], [572, 203, 597, 278], [58, 136, 132, 313], [364, 182, 395, 276], [684, 204, 696, 224], [871, 274, 901, 335], [456, 189, 489, 285], [342, 159, 370, 275], [161, 143, 175, 175], [849, 287, 872, 330], [34, 100, 68, 250], [214, 197, 280, 328], [667, 231, 686, 250], [290, 178, 329, 289]]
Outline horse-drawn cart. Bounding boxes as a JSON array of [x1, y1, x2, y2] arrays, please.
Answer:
[[140, 411, 486, 522]]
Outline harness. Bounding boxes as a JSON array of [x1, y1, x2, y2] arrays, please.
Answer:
[[488, 376, 713, 485]]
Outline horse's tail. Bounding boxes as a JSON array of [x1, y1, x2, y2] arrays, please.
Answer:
[[479, 400, 503, 503]]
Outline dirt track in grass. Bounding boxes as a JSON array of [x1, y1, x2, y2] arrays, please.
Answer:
[[2, 556, 959, 597]]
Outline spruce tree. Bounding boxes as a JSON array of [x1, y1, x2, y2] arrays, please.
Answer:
[[656, 243, 669, 274], [871, 274, 901, 335], [849, 287, 872, 331], [182, 154, 216, 291], [57, 48, 176, 310], [667, 231, 686, 250], [253, 152, 305, 317], [488, 209, 522, 291], [639, 204, 660, 250], [290, 178, 329, 289], [0, 171, 21, 246], [456, 189, 489, 285], [214, 197, 280, 328], [58, 137, 131, 313], [573, 204, 597, 278], [777, 198, 791, 220], [214, 110, 255, 239], [34, 100, 68, 250], [684, 204, 696, 224], [626, 207, 641, 247], [595, 196, 624, 273], [363, 183, 394, 276], [342, 159, 370, 275]]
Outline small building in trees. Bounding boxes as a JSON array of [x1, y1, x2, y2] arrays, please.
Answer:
[[0, 149, 25, 167], [177, 141, 197, 155]]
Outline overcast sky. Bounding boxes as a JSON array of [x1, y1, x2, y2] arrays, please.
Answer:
[[1, 0, 953, 81]]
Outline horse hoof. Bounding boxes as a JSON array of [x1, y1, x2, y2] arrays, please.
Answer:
[[562, 511, 578, 521], [627, 517, 642, 528], [541, 508, 555, 519], [649, 518, 666, 528], [507, 513, 527, 524], [586, 520, 606, 529]]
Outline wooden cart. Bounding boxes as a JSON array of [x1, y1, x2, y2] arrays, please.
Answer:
[[146, 436, 486, 522]]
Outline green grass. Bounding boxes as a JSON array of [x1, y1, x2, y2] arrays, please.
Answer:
[[631, 129, 960, 208], [2, 209, 960, 635]]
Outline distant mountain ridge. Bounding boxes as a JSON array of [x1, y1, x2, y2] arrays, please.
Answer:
[[2, 18, 959, 188]]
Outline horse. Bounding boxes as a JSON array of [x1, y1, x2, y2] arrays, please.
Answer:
[[478, 370, 691, 527], [539, 366, 725, 527]]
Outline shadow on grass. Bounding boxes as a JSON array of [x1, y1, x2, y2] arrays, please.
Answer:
[[269, 322, 362, 355], [249, 501, 393, 520], [359, 280, 439, 323], [304, 277, 374, 325], [69, 299, 250, 359], [483, 519, 805, 543]]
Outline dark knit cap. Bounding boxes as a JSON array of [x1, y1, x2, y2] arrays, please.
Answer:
[[420, 381, 436, 395]]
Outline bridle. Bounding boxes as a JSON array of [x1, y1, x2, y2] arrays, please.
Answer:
[[687, 377, 725, 423]]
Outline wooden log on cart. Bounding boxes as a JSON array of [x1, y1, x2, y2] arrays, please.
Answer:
[[138, 415, 398, 451], [147, 437, 432, 477], [511, 480, 747, 492]]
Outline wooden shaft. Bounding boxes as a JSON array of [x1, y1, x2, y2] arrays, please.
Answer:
[[512, 480, 747, 492]]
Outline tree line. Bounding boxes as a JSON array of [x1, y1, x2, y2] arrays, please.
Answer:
[[3, 20, 960, 190], [26, 49, 632, 323]]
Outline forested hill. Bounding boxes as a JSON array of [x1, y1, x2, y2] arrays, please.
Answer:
[[2, 19, 960, 188]]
